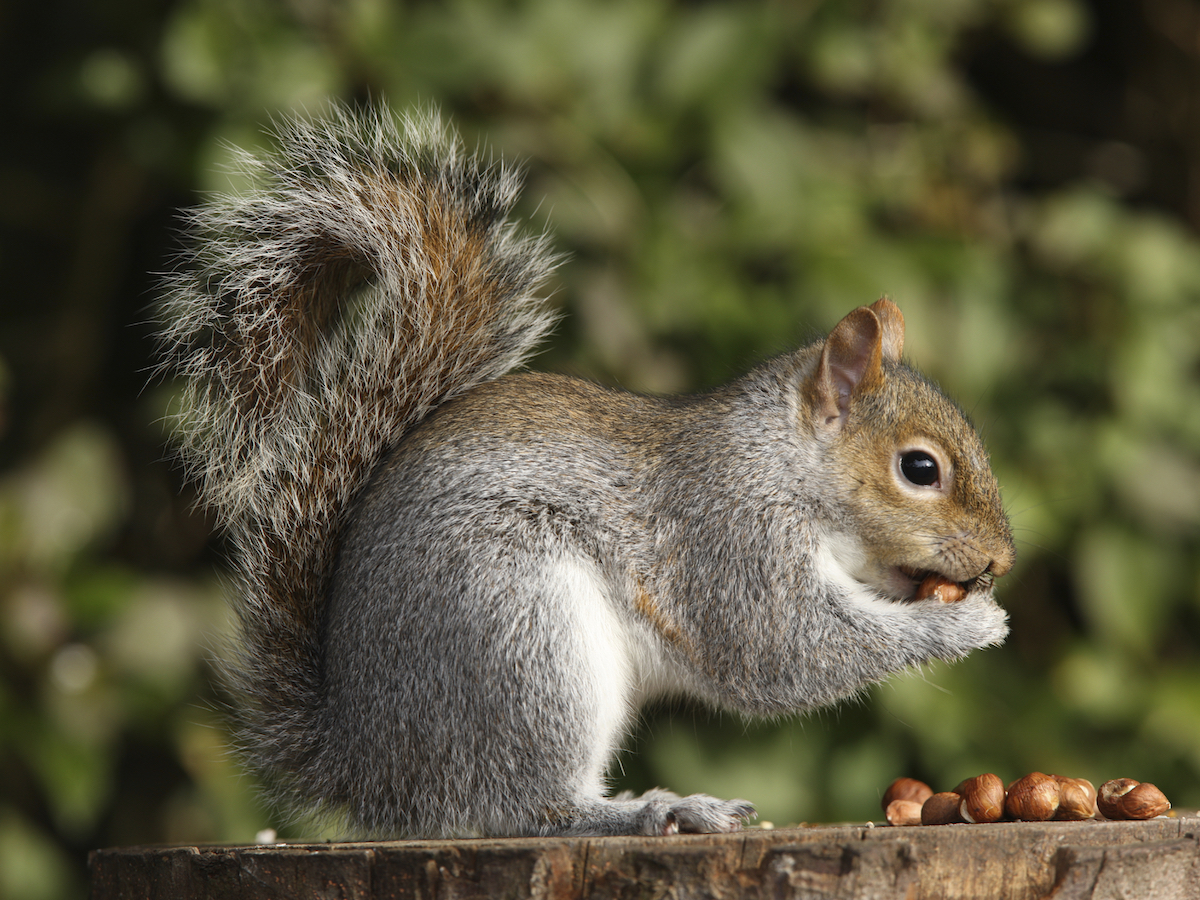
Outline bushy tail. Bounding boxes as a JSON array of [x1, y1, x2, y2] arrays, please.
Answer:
[[155, 105, 559, 820]]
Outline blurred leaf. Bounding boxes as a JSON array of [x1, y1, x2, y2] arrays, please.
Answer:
[[0, 810, 77, 900], [101, 580, 212, 687], [1101, 430, 1200, 533], [1073, 527, 1177, 656], [78, 49, 146, 110], [0, 424, 128, 574], [25, 727, 113, 836], [1, 583, 69, 663], [1052, 644, 1146, 726], [1143, 668, 1200, 788], [1003, 0, 1091, 60]]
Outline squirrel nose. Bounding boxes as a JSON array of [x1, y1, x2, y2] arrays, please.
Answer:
[[984, 552, 1014, 579]]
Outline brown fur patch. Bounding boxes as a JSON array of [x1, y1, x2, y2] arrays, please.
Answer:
[[634, 579, 691, 654]]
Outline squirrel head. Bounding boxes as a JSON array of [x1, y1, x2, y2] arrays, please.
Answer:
[[799, 298, 1015, 602]]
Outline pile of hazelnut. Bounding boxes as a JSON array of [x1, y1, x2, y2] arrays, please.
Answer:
[[882, 774, 1171, 826]]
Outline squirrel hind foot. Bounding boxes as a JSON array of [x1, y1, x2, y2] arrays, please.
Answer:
[[667, 795, 758, 835], [544, 791, 756, 837]]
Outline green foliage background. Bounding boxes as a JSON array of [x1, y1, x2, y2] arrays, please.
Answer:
[[3, 0, 1200, 896]]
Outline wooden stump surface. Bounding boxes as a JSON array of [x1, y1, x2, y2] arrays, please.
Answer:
[[89, 815, 1200, 900]]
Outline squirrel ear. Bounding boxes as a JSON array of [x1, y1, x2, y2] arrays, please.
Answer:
[[807, 304, 888, 430], [869, 296, 905, 361]]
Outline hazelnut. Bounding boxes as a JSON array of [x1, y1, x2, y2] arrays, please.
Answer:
[[882, 777, 933, 814], [1097, 779, 1170, 820], [955, 773, 1006, 824], [1052, 776, 1097, 821], [885, 798, 923, 826], [915, 574, 967, 603], [921, 792, 966, 825], [1005, 772, 1060, 821]]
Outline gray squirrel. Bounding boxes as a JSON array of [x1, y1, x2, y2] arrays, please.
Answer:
[[157, 105, 1015, 838]]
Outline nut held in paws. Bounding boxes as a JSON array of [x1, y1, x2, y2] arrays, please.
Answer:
[[915, 574, 967, 603]]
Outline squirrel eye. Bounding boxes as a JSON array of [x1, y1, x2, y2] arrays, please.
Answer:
[[899, 450, 940, 487]]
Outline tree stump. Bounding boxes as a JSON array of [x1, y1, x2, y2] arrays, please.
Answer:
[[89, 815, 1200, 899]]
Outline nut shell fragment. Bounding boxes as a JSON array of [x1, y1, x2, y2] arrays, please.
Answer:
[[882, 777, 933, 813], [1097, 779, 1170, 820], [915, 574, 967, 603], [885, 799, 923, 826]]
